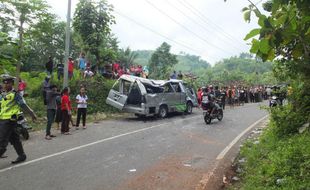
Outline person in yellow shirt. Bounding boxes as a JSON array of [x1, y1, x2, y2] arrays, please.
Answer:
[[0, 75, 37, 164]]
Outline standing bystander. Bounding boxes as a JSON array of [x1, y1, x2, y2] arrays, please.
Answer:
[[61, 87, 72, 135], [76, 87, 88, 129], [42, 76, 50, 105], [78, 53, 86, 77], [68, 57, 74, 80], [56, 62, 64, 81], [45, 85, 60, 140], [45, 56, 54, 76]]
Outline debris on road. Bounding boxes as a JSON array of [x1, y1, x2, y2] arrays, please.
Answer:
[[129, 169, 137, 172]]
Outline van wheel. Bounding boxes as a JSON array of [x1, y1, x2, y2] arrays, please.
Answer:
[[185, 102, 193, 114], [158, 106, 168, 119]]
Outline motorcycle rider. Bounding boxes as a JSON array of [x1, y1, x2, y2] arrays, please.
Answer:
[[207, 85, 221, 117], [0, 75, 37, 164]]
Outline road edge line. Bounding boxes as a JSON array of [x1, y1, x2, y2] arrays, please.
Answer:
[[0, 115, 200, 173]]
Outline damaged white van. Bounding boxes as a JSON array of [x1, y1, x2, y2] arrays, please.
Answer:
[[106, 75, 198, 118]]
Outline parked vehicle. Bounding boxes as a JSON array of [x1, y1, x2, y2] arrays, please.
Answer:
[[201, 95, 223, 124], [106, 75, 198, 118], [269, 95, 281, 107]]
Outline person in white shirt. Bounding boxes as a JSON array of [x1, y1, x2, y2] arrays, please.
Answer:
[[75, 87, 88, 129], [84, 67, 94, 78]]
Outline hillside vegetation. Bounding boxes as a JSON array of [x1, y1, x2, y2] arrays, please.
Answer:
[[134, 50, 275, 86]]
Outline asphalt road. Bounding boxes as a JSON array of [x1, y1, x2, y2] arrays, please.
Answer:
[[0, 102, 268, 190]]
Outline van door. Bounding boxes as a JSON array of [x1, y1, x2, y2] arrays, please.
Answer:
[[106, 79, 132, 110], [171, 82, 186, 112], [183, 83, 198, 106]]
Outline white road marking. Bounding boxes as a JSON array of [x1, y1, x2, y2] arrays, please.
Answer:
[[216, 115, 268, 160], [0, 115, 200, 173]]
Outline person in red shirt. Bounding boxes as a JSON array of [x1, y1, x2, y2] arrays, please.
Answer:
[[61, 87, 72, 135], [68, 57, 74, 80], [197, 88, 203, 107], [18, 77, 27, 96]]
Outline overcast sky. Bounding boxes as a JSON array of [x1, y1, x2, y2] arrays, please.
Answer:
[[47, 0, 261, 65]]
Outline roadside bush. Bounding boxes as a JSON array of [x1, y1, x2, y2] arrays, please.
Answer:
[[67, 75, 120, 114], [269, 104, 306, 138], [236, 126, 310, 190]]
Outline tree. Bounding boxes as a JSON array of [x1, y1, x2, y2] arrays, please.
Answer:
[[242, 0, 310, 112], [73, 0, 115, 66], [118, 47, 138, 68], [0, 32, 18, 74], [149, 42, 178, 79], [25, 13, 66, 71], [0, 0, 49, 82], [242, 0, 310, 79]]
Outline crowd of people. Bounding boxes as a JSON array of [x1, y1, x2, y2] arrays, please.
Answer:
[[42, 76, 89, 139], [197, 85, 276, 109], [47, 53, 152, 81], [105, 63, 149, 79], [46, 53, 95, 80]]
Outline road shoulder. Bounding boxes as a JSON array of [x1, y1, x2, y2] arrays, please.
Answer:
[[196, 116, 269, 190]]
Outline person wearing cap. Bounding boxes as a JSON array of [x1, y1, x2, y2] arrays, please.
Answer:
[[45, 84, 60, 140], [0, 75, 37, 164]]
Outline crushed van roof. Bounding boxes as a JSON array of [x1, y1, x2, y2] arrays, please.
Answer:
[[119, 75, 166, 86]]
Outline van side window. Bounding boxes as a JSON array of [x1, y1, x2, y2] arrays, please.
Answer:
[[112, 80, 120, 92], [171, 83, 182, 92], [163, 83, 175, 93], [122, 80, 132, 95]]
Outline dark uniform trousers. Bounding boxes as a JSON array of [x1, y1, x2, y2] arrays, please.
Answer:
[[0, 120, 25, 157]]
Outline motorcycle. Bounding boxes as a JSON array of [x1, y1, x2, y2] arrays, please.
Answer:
[[16, 113, 31, 140], [269, 96, 281, 107], [201, 95, 223, 124]]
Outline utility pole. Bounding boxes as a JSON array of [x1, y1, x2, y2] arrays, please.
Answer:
[[63, 0, 71, 88]]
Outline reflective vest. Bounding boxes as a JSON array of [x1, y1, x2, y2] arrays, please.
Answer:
[[0, 91, 21, 120]]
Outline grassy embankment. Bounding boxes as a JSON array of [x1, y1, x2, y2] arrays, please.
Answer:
[[230, 104, 310, 189]]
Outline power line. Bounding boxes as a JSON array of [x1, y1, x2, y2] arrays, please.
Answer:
[[114, 9, 218, 61], [165, 0, 245, 52], [179, 0, 245, 46], [144, 0, 235, 56]]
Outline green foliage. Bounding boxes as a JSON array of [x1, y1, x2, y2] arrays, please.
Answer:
[[73, 0, 116, 64], [149, 42, 178, 79], [67, 75, 119, 114], [176, 52, 211, 72], [197, 53, 275, 86], [118, 47, 138, 68], [133, 50, 154, 66], [0, 32, 17, 74], [269, 104, 307, 138], [236, 123, 310, 189], [243, 0, 310, 79], [24, 15, 66, 71]]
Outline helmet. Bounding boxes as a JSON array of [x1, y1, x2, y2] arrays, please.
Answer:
[[1, 74, 16, 84]]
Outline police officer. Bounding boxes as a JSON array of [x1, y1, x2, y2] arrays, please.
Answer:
[[0, 75, 37, 164]]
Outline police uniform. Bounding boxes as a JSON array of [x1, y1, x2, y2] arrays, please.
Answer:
[[0, 76, 27, 163]]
